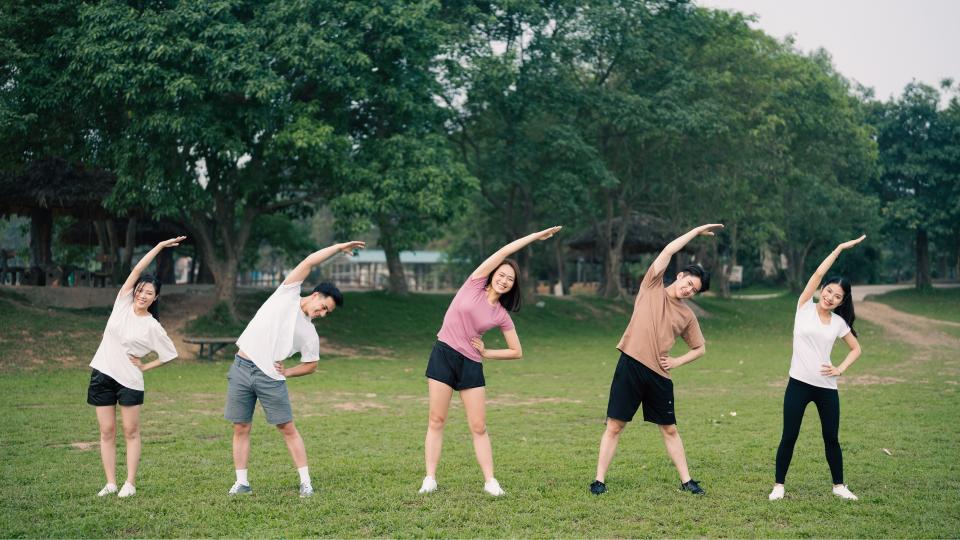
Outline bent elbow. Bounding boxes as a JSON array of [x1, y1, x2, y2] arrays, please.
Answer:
[[513, 347, 523, 360]]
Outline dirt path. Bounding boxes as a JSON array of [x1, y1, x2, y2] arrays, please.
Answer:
[[161, 293, 218, 360], [845, 299, 960, 385]]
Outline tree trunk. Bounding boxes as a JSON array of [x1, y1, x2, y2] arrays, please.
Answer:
[[28, 208, 53, 285], [105, 220, 121, 282], [214, 261, 239, 318], [122, 217, 137, 275], [916, 227, 931, 290], [380, 231, 408, 294], [554, 237, 566, 294], [156, 248, 175, 284]]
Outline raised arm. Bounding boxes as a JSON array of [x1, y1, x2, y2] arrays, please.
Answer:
[[119, 236, 186, 296], [649, 224, 723, 277], [470, 226, 562, 280], [797, 235, 866, 307], [283, 241, 366, 285]]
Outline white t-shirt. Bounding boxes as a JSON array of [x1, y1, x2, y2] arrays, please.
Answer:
[[789, 298, 851, 389], [89, 289, 178, 391], [236, 281, 320, 381]]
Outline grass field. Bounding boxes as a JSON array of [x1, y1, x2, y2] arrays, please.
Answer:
[[868, 287, 960, 323], [1, 288, 958, 538]]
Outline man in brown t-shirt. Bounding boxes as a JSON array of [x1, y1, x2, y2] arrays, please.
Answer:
[[590, 223, 722, 497]]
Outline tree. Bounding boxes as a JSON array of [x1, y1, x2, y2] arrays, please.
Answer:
[[870, 82, 960, 289], [66, 1, 370, 315]]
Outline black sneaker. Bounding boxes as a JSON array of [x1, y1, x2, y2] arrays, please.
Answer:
[[680, 479, 705, 495], [590, 480, 607, 495]]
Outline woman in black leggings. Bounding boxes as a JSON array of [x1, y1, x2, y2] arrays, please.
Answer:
[[769, 235, 865, 501]]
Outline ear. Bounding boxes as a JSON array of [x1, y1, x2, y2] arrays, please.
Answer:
[[676, 271, 686, 280]]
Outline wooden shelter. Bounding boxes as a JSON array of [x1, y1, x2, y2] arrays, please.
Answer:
[[0, 158, 115, 285]]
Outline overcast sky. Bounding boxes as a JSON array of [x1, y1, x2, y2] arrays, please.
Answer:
[[697, 0, 960, 103]]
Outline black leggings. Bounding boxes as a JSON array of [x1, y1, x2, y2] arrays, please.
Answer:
[[775, 377, 843, 484]]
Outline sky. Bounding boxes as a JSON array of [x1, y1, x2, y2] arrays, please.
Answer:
[[697, 0, 960, 104]]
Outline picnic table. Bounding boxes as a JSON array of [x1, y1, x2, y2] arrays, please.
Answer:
[[183, 337, 237, 360]]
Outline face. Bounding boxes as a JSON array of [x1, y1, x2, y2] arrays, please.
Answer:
[[134, 282, 157, 310], [305, 293, 337, 319], [489, 264, 516, 294], [819, 283, 845, 311], [673, 272, 702, 299]]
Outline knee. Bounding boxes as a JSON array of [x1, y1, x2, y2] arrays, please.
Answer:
[[468, 420, 487, 437], [427, 413, 447, 431], [99, 425, 116, 441], [823, 435, 840, 448], [122, 424, 140, 440], [658, 424, 679, 438], [233, 423, 252, 437], [276, 422, 298, 438], [605, 419, 625, 437]]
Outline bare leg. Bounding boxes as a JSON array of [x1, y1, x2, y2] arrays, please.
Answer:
[[424, 379, 454, 478], [277, 421, 307, 468], [460, 386, 493, 482], [595, 418, 626, 482], [119, 405, 141, 485], [95, 406, 117, 486], [659, 424, 691, 483], [233, 423, 252, 470]]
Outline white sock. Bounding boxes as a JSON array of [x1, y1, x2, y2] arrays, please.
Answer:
[[236, 469, 248, 486], [297, 466, 310, 486]]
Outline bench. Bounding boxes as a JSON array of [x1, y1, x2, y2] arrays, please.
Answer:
[[183, 337, 237, 360]]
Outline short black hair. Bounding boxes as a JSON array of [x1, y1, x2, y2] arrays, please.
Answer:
[[680, 264, 710, 294], [313, 282, 343, 307]]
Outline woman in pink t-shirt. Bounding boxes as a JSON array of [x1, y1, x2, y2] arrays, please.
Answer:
[[418, 226, 561, 497]]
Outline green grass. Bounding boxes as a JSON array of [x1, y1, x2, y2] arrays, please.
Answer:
[[1, 291, 958, 537], [867, 287, 960, 323]]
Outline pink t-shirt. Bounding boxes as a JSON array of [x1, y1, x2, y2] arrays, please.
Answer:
[[436, 275, 516, 362]]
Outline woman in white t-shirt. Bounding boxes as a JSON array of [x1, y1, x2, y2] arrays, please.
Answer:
[[769, 235, 865, 502], [87, 236, 184, 498]]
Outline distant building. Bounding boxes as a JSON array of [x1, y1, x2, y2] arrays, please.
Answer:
[[322, 249, 455, 291]]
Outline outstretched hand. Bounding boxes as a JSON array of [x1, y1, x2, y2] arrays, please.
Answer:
[[697, 224, 724, 236], [837, 235, 866, 251], [157, 236, 187, 249], [337, 241, 366, 255], [535, 226, 562, 241]]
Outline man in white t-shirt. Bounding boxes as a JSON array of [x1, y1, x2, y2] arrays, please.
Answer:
[[225, 241, 364, 498]]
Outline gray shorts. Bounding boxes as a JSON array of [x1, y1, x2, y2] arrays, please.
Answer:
[[224, 355, 293, 425]]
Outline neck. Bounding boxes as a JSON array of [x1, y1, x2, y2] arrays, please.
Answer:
[[299, 296, 310, 316], [486, 286, 501, 305], [665, 284, 679, 299], [133, 305, 149, 316]]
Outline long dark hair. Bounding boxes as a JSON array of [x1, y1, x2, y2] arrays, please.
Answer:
[[134, 274, 162, 320], [822, 276, 856, 337], [486, 259, 522, 312]]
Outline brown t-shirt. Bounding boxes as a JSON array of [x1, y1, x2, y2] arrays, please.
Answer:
[[616, 264, 705, 379]]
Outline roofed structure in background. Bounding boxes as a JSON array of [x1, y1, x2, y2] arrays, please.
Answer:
[[0, 158, 118, 284], [566, 213, 678, 262], [322, 249, 454, 291]]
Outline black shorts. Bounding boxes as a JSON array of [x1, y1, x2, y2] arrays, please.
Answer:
[[86, 369, 144, 407], [606, 352, 676, 425], [425, 341, 485, 391]]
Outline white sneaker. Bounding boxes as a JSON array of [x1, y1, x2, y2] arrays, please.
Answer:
[[228, 482, 252, 495], [97, 483, 118, 497], [117, 482, 136, 498], [483, 478, 505, 497], [418, 476, 437, 494], [832, 484, 858, 500], [768, 484, 785, 500]]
